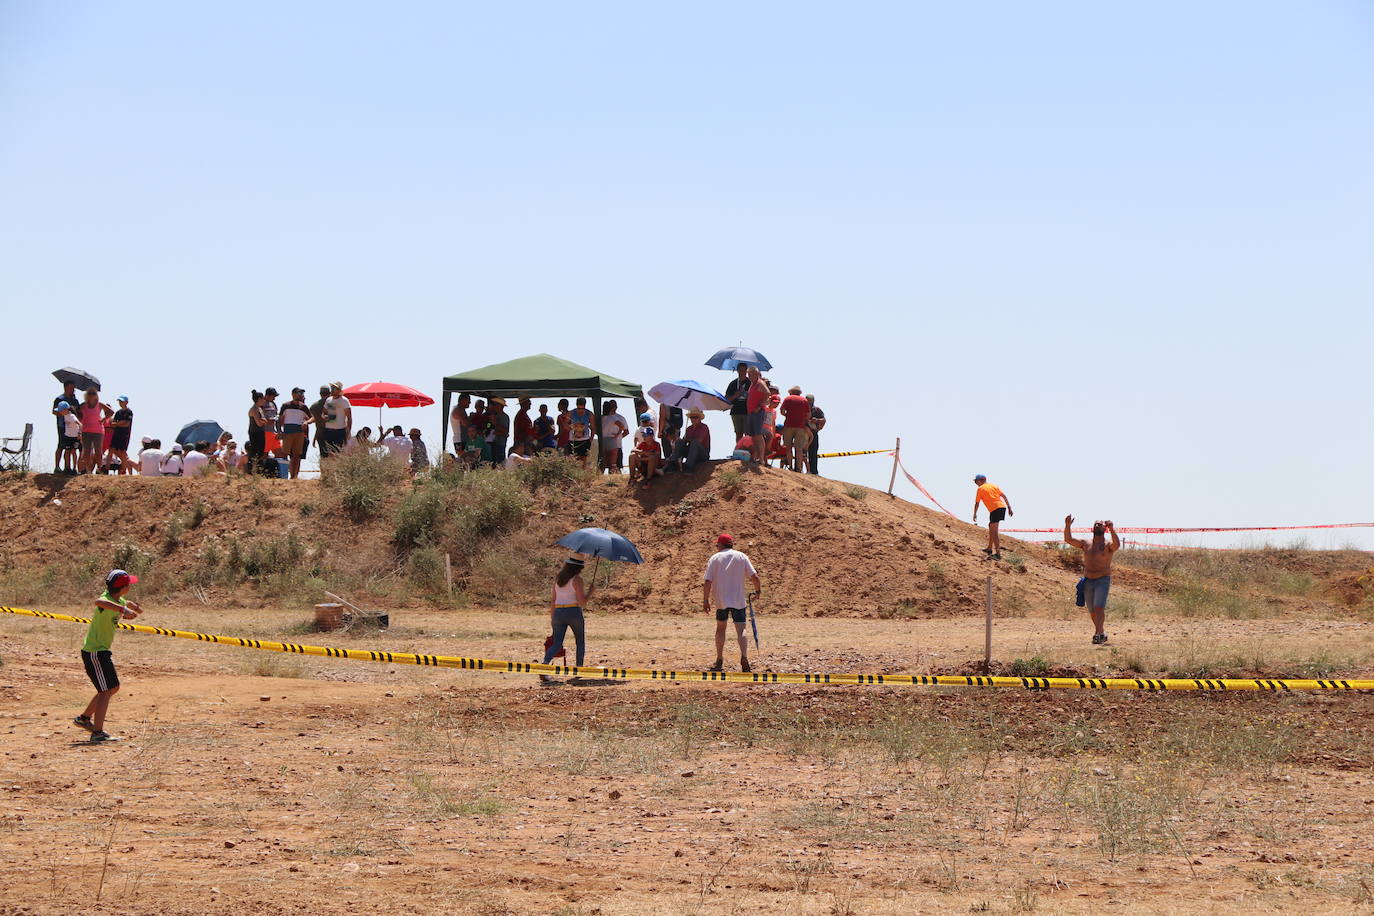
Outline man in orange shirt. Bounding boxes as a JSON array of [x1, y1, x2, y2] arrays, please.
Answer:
[[971, 474, 1013, 560]]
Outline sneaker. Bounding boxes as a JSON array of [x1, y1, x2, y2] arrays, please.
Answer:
[[981, 548, 993, 556], [991, 552, 1001, 561], [89, 731, 117, 743], [1092, 633, 1108, 645], [740, 659, 752, 673], [709, 660, 724, 672], [72, 715, 95, 733]]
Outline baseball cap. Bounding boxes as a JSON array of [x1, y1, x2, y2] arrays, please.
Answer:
[[141, 436, 152, 445], [973, 473, 986, 480], [716, 533, 734, 547], [55, 401, 70, 411], [170, 443, 184, 453], [105, 569, 138, 590], [117, 395, 129, 402], [265, 387, 279, 398], [639, 412, 653, 421]]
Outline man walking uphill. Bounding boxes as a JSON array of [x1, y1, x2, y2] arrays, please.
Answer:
[[702, 534, 761, 673], [1064, 517, 1120, 645], [971, 474, 1013, 560]]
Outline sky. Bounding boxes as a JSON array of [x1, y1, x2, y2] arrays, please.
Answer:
[[2, 1, 1371, 548]]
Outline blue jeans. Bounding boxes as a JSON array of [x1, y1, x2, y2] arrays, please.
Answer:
[[544, 606, 586, 666], [668, 439, 708, 472]]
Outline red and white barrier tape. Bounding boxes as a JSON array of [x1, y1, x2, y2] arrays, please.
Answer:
[[895, 458, 960, 519], [1005, 523, 1374, 535]]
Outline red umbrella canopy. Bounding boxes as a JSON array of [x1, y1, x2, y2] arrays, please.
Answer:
[[341, 382, 435, 408]]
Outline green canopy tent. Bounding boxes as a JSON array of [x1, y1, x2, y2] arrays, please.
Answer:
[[441, 353, 644, 461]]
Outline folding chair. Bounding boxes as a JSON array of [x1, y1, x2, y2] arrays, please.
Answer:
[[0, 423, 33, 472]]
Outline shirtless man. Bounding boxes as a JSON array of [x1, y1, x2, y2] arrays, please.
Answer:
[[1064, 516, 1120, 645]]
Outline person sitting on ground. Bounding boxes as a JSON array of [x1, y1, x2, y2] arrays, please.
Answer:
[[381, 425, 412, 462], [732, 434, 755, 464], [218, 440, 241, 473], [1064, 517, 1120, 645], [541, 557, 591, 682], [160, 444, 185, 476], [351, 428, 374, 453], [666, 408, 711, 472], [628, 424, 661, 489], [504, 439, 533, 470], [408, 428, 429, 473], [138, 439, 164, 476], [182, 440, 212, 476], [532, 404, 557, 453]]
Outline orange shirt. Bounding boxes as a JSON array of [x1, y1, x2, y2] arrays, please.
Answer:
[[976, 482, 1007, 512]]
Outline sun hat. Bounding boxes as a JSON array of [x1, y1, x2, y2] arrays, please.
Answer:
[[716, 533, 734, 547], [140, 436, 152, 445], [105, 569, 138, 590], [489, 397, 506, 407], [686, 408, 704, 419], [330, 381, 344, 390], [169, 443, 183, 453]]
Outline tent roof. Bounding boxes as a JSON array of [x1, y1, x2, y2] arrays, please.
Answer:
[[442, 353, 643, 399]]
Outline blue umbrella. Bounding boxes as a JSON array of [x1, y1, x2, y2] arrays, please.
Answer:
[[705, 346, 773, 372], [176, 420, 225, 447], [556, 527, 644, 563], [648, 380, 730, 412]]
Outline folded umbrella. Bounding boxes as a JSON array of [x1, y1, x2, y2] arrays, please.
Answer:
[[176, 420, 225, 447], [52, 367, 101, 391], [648, 380, 730, 412], [705, 346, 773, 372]]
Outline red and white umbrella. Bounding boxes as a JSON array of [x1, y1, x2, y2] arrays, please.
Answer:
[[340, 382, 435, 429]]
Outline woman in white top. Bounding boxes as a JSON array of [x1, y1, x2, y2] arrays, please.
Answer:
[[542, 557, 591, 678]]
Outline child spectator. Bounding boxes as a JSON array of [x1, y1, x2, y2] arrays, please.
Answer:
[[555, 399, 572, 454], [54, 401, 81, 473], [73, 569, 144, 743], [532, 404, 557, 452], [569, 398, 594, 466]]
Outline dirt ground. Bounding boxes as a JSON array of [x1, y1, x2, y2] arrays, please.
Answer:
[[2, 604, 1371, 915]]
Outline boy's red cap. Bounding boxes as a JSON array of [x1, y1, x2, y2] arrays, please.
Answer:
[[716, 533, 734, 546], [106, 569, 138, 590]]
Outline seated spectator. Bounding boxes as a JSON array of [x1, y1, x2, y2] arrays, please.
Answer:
[[182, 440, 212, 476], [408, 428, 429, 473], [732, 434, 755, 464], [628, 427, 661, 489], [350, 428, 374, 452], [666, 409, 711, 473], [161, 444, 185, 476], [532, 405, 557, 452], [504, 440, 533, 470], [218, 440, 242, 473], [139, 439, 166, 476], [381, 425, 412, 462]]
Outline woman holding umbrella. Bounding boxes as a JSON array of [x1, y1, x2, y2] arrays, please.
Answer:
[[541, 557, 591, 682]]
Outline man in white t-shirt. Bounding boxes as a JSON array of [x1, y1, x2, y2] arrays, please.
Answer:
[[702, 533, 761, 673], [321, 382, 352, 455], [503, 439, 533, 470], [160, 444, 185, 476], [181, 442, 212, 476], [381, 425, 412, 461], [599, 400, 629, 474], [139, 441, 166, 476]]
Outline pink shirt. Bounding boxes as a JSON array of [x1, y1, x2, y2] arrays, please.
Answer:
[[78, 403, 105, 434]]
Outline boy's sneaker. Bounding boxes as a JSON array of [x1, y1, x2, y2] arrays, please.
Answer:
[[88, 731, 117, 743], [709, 660, 724, 672], [991, 552, 1001, 561], [981, 548, 993, 556], [1092, 633, 1108, 645], [73, 715, 96, 733], [740, 659, 752, 673]]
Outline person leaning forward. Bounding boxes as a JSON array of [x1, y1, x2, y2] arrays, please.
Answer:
[[1064, 516, 1119, 645], [971, 474, 1013, 560], [702, 533, 760, 673]]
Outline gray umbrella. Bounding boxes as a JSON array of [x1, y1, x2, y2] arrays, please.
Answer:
[[52, 367, 101, 391]]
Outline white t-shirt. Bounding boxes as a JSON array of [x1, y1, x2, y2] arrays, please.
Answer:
[[382, 435, 412, 459], [182, 451, 210, 476], [504, 452, 532, 470], [60, 413, 81, 438], [139, 449, 165, 475], [703, 548, 758, 609], [324, 396, 351, 430], [601, 413, 628, 447], [160, 454, 184, 476]]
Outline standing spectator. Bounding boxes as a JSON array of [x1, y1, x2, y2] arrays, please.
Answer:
[[513, 397, 533, 452], [805, 394, 825, 476], [599, 400, 629, 474], [138, 439, 165, 476], [760, 391, 780, 467], [246, 390, 271, 474], [182, 441, 212, 476], [487, 397, 510, 469], [745, 368, 769, 463], [321, 382, 352, 455], [666, 409, 711, 472], [107, 396, 135, 475], [532, 404, 557, 452], [261, 387, 280, 455], [277, 387, 313, 479], [54, 401, 80, 473], [972, 474, 1014, 560], [309, 385, 330, 458], [568, 397, 594, 466], [99, 411, 116, 474], [778, 385, 812, 472], [555, 399, 572, 454], [381, 425, 412, 462], [408, 428, 429, 473], [449, 393, 471, 456], [541, 557, 589, 677], [702, 533, 761, 673], [76, 391, 113, 474], [52, 380, 80, 472], [724, 364, 751, 440], [161, 444, 185, 476]]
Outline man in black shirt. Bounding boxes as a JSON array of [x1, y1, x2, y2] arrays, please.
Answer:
[[109, 396, 135, 475], [806, 395, 826, 476], [723, 364, 750, 440], [52, 381, 79, 472]]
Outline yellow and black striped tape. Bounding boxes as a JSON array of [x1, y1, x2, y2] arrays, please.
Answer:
[[816, 449, 891, 458], [4, 606, 1371, 692]]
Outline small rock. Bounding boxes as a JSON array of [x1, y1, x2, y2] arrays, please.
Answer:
[[224, 841, 236, 849], [680, 771, 694, 778], [259, 696, 270, 702], [608, 790, 622, 800]]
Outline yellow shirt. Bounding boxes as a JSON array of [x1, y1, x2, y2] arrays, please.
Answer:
[[976, 483, 1007, 512]]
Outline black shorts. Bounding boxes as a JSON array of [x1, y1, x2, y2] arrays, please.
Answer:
[[110, 431, 131, 451], [989, 507, 1007, 524], [81, 650, 119, 691], [715, 607, 746, 623], [59, 435, 79, 450], [572, 440, 591, 457]]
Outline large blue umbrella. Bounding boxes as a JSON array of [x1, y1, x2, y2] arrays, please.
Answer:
[[648, 380, 730, 412], [705, 346, 773, 372], [176, 420, 225, 447], [556, 527, 644, 563]]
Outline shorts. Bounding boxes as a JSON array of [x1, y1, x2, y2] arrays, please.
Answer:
[[110, 431, 131, 452], [780, 427, 811, 448], [322, 428, 348, 453], [715, 607, 746, 623], [59, 435, 79, 450], [1083, 575, 1111, 609], [81, 650, 119, 691], [988, 507, 1007, 524], [571, 439, 591, 457], [746, 410, 765, 436], [80, 432, 104, 452], [281, 431, 305, 458]]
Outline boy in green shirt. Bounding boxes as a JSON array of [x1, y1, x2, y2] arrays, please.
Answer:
[[74, 569, 143, 743]]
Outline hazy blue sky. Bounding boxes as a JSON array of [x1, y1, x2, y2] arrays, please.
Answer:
[[3, 2, 1371, 547]]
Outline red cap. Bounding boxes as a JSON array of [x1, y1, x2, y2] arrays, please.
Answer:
[[716, 533, 734, 547], [105, 569, 138, 591]]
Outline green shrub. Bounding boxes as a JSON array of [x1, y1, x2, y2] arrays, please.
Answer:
[[514, 452, 590, 491], [112, 542, 155, 578], [843, 484, 867, 501], [1009, 655, 1050, 677], [407, 545, 450, 597], [321, 447, 409, 521], [395, 484, 447, 548]]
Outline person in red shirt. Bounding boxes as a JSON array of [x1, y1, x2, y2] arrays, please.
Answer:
[[555, 399, 572, 454], [628, 427, 662, 489], [513, 397, 534, 452], [667, 408, 712, 472], [778, 385, 811, 472]]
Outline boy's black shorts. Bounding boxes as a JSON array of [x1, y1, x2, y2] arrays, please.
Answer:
[[988, 507, 1007, 524], [81, 650, 119, 691]]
